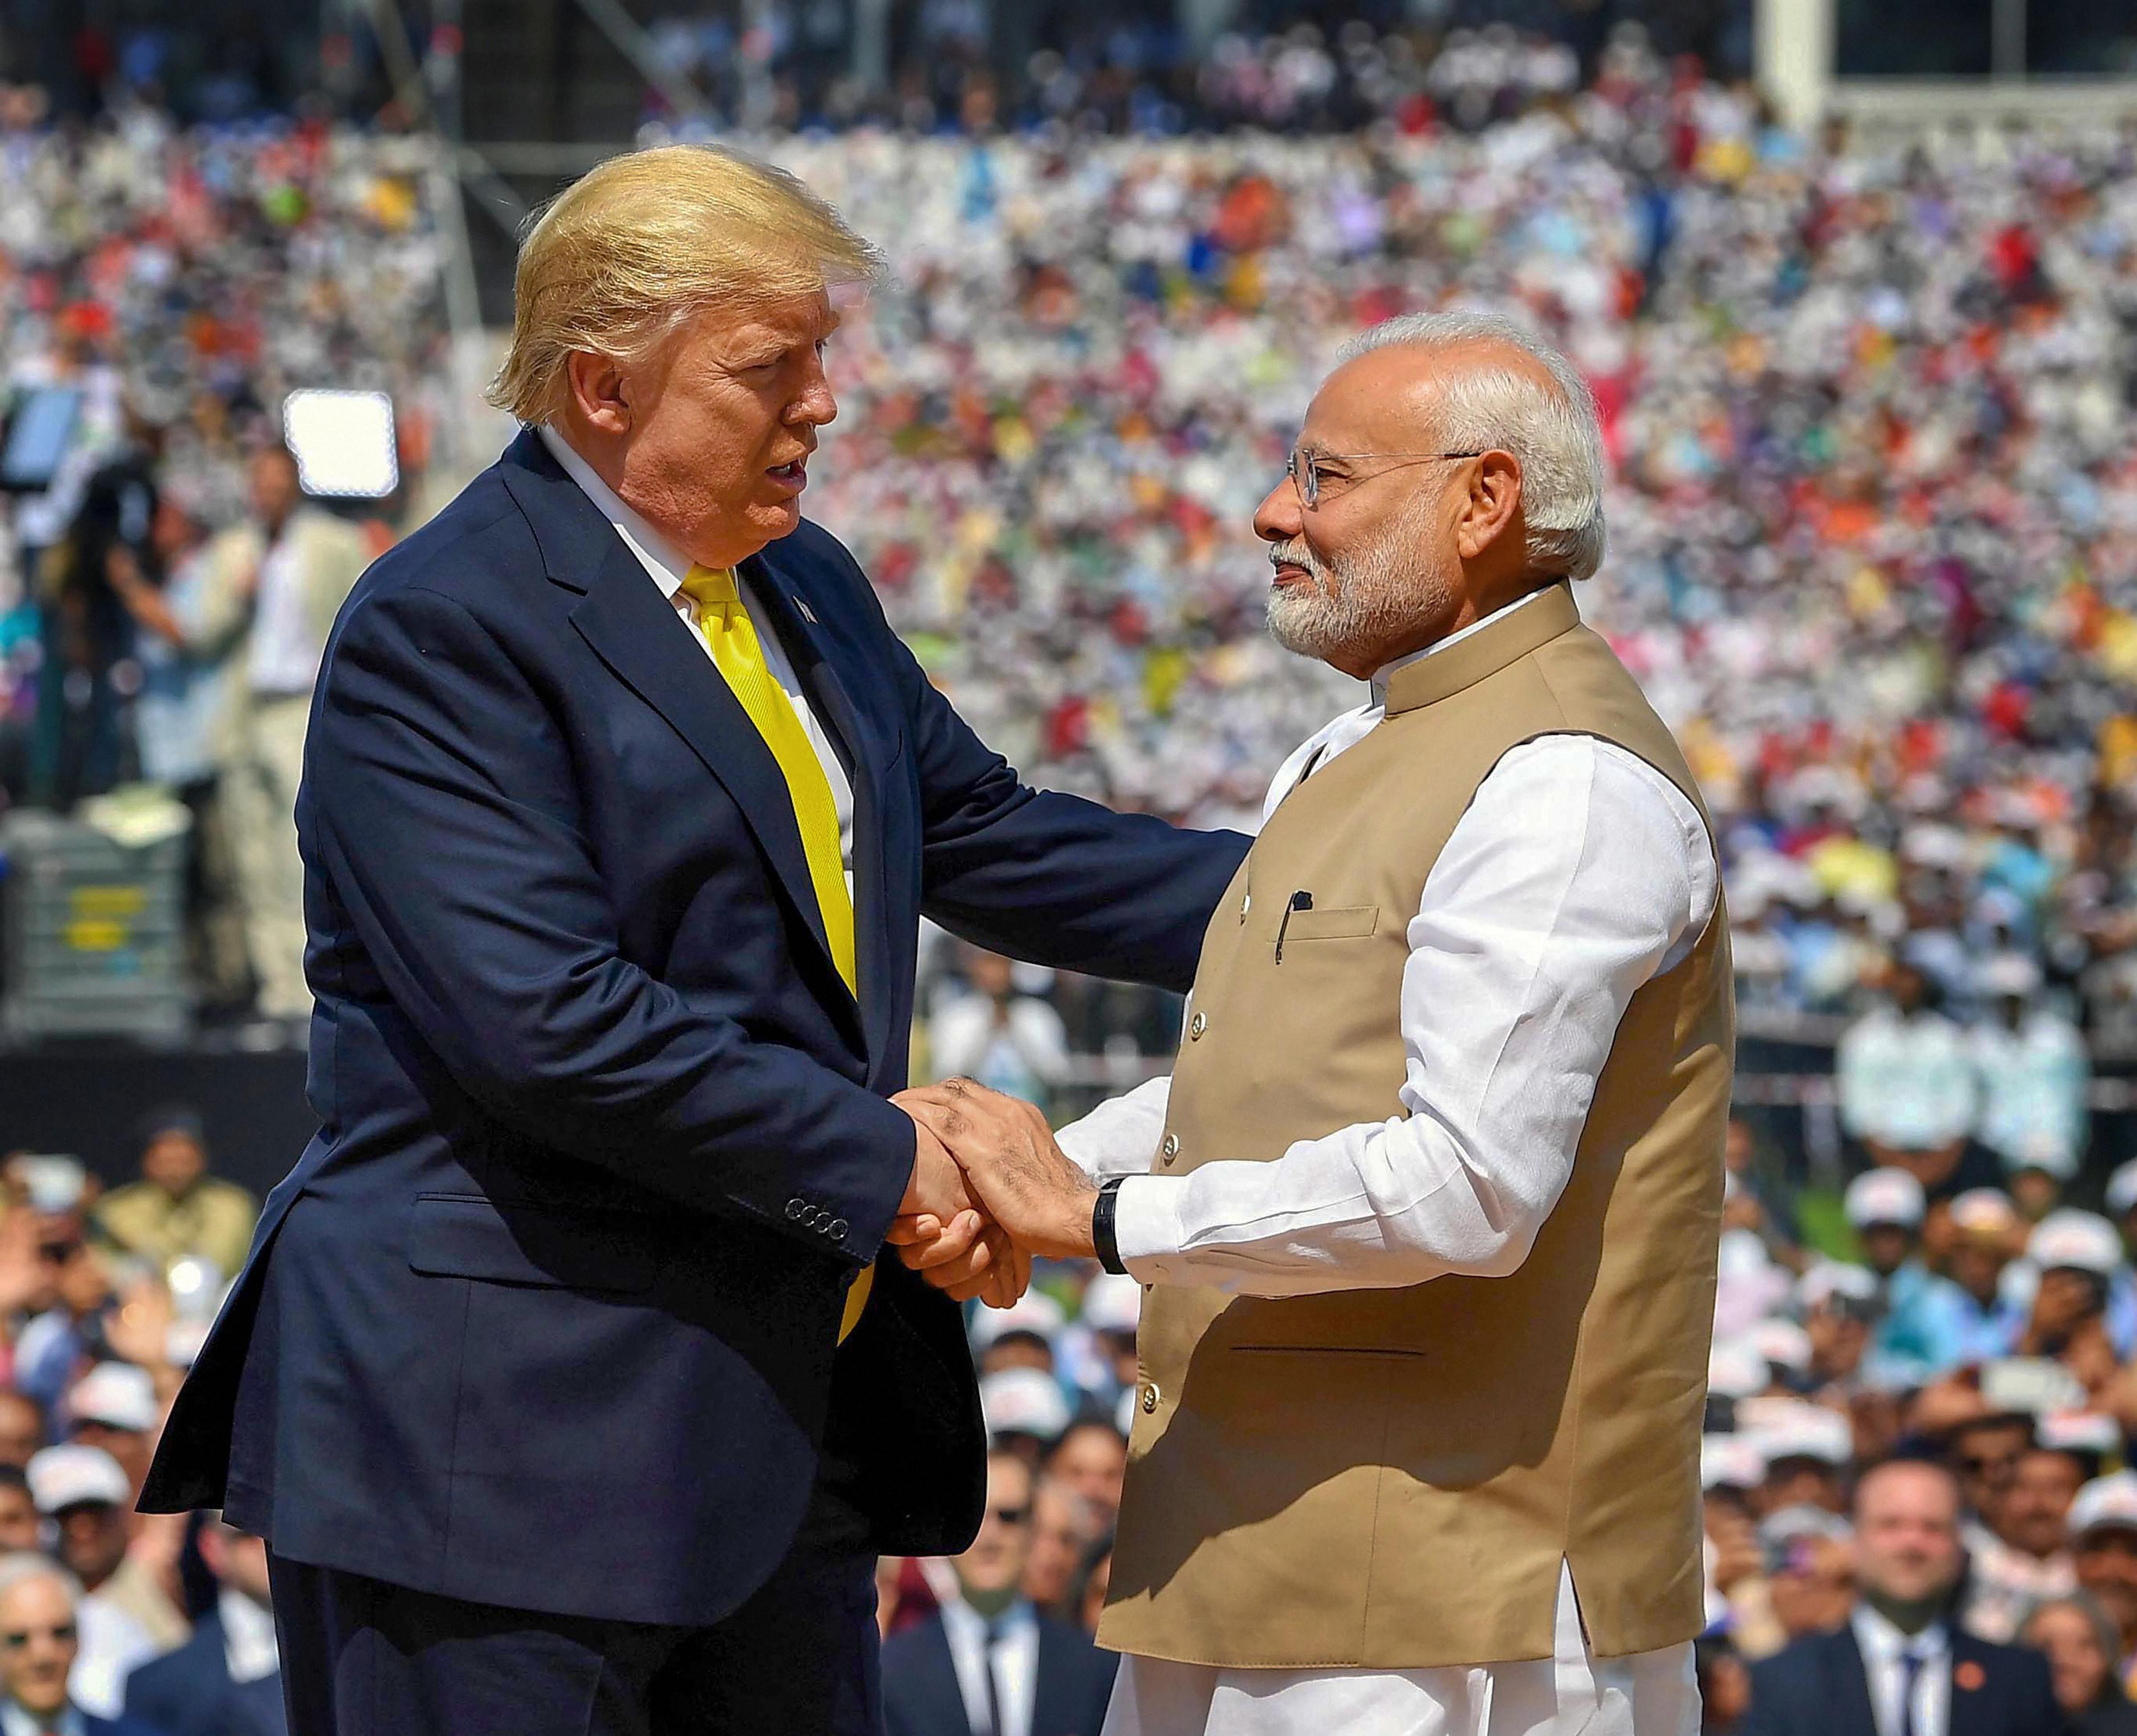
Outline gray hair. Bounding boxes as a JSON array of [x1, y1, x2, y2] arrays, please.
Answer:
[[0, 1553, 80, 1609], [1336, 309, 1608, 582]]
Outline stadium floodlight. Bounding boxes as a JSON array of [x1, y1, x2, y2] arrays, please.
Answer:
[[283, 389, 400, 499]]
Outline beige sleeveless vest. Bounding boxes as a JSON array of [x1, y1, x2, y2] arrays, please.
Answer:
[[1097, 583, 1733, 1670]]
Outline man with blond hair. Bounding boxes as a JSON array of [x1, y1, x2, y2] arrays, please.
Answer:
[[140, 145, 1247, 1735]]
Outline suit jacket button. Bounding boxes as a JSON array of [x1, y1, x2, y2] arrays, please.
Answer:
[[829, 1218, 849, 1240], [1160, 1133, 1179, 1166], [1188, 1012, 1207, 1040], [1141, 1384, 1159, 1414]]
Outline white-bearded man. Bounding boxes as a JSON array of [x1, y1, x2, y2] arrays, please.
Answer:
[[897, 309, 1732, 1736]]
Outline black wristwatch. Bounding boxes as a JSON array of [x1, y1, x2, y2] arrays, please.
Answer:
[[1093, 1177, 1129, 1276]]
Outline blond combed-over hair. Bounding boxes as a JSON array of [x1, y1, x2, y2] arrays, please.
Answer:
[[487, 144, 884, 426]]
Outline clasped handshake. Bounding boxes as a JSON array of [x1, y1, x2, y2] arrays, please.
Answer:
[[883, 1078, 1100, 1309]]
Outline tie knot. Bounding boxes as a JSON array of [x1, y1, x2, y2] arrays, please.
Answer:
[[682, 564, 740, 608]]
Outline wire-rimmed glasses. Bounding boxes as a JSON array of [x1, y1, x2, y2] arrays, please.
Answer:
[[1285, 446, 1486, 509]]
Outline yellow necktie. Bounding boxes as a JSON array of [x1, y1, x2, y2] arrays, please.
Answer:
[[681, 565, 873, 1340]]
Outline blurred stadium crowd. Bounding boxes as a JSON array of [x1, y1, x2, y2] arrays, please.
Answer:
[[5, 11, 2137, 1732]]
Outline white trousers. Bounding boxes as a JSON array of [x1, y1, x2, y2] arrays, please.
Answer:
[[1099, 1563, 1700, 1736]]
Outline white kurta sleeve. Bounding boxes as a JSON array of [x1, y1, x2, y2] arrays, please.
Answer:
[[1111, 735, 1719, 1297], [1055, 1073, 1174, 1183]]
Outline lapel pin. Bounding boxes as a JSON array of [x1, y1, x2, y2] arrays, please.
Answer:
[[793, 596, 818, 625], [1954, 1661, 1985, 1692]]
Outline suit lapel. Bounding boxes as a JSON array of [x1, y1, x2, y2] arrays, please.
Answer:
[[1832, 1626, 1881, 1736], [745, 547, 898, 1068], [499, 435, 857, 1027], [1946, 1631, 1988, 1736], [922, 1616, 980, 1736]]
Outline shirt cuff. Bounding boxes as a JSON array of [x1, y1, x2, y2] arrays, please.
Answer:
[[1113, 1175, 1190, 1283]]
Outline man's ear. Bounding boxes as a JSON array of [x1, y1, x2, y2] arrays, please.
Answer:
[[564, 350, 632, 437], [1455, 451, 1524, 563]]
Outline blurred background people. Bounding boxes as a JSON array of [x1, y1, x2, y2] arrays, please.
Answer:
[[0, 1553, 163, 1736]]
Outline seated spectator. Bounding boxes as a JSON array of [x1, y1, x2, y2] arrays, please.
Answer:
[[123, 1515, 284, 1736], [1837, 964, 1985, 1188], [1938, 1191, 2028, 1366], [0, 1472, 38, 1555], [1703, 1436, 1787, 1661], [90, 1110, 256, 1285], [1698, 1633, 1755, 1735], [926, 949, 1072, 1114], [1073, 1273, 1141, 1405], [1043, 1420, 1126, 1527], [1844, 1170, 1968, 1381], [2021, 1593, 2137, 1736], [2108, 1164, 2137, 1262], [0, 1399, 45, 1476], [1949, 1412, 2038, 1529], [1724, 1116, 1804, 1271], [2072, 1474, 2137, 1697], [978, 1370, 1069, 1471], [1070, 1537, 1112, 1639], [1969, 959, 2088, 1199], [2019, 1213, 2132, 1371], [881, 1451, 1117, 1736], [1745, 1458, 2061, 1736], [1965, 1447, 2081, 1642], [1022, 1478, 1100, 1616], [61, 1366, 158, 1500], [969, 1294, 1064, 1379], [24, 1447, 178, 1712], [1757, 1504, 1856, 1646], [1800, 1264, 1879, 1393], [1744, 1399, 1854, 1514], [0, 1554, 161, 1736]]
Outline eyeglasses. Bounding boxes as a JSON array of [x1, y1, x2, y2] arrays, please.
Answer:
[[1285, 446, 1484, 510], [1, 1624, 74, 1649]]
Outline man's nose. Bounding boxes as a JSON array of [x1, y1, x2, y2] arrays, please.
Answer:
[[1251, 475, 1300, 544]]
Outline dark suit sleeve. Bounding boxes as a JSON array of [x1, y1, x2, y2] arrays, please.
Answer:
[[841, 565, 1248, 994], [307, 582, 914, 1254], [1740, 1652, 1802, 1736]]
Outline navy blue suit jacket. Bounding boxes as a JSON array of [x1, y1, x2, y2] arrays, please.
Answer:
[[124, 1611, 286, 1736], [140, 430, 1249, 1628], [882, 1610, 1118, 1736], [1744, 1618, 2068, 1736]]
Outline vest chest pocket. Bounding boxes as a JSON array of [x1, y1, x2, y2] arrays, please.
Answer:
[[1275, 903, 1381, 946]]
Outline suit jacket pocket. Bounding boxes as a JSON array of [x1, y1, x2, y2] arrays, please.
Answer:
[[407, 1194, 658, 1294]]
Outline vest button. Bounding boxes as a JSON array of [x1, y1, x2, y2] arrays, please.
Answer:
[[1141, 1383, 1159, 1414], [1188, 1012, 1207, 1040], [1160, 1133, 1179, 1165]]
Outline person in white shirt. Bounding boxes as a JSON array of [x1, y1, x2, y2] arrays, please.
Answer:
[[898, 311, 1726, 1732], [1837, 962, 1980, 1168], [0, 1553, 155, 1736], [1744, 1460, 2064, 1736]]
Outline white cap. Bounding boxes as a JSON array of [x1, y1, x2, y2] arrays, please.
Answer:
[[1759, 1502, 1854, 1550], [1708, 1339, 1769, 1401], [1742, 1399, 1853, 1468], [66, 1362, 158, 1434], [1845, 1169, 1925, 1231], [2071, 1471, 2137, 1539], [2004, 1136, 2079, 1182], [968, 1291, 1066, 1352], [1752, 1318, 1813, 1376], [1949, 1189, 2021, 1240], [1701, 1434, 1767, 1492], [26, 1444, 129, 1514], [1798, 1261, 1879, 1313], [1977, 952, 2044, 999], [1080, 1274, 1142, 1336], [2039, 1412, 2123, 1459], [2108, 1161, 2137, 1220], [978, 1369, 1070, 1443], [2028, 1210, 2123, 1278]]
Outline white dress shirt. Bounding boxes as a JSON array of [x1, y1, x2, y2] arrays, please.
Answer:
[[1851, 1606, 1951, 1736], [1058, 590, 1720, 1296], [0, 1703, 86, 1736], [537, 424, 855, 893], [1065, 590, 1717, 1736], [939, 1596, 1041, 1736]]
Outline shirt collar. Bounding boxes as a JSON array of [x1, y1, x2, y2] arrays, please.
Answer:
[[1853, 1601, 1950, 1662], [536, 423, 695, 602], [1368, 583, 1556, 707], [0, 1700, 83, 1736], [941, 1593, 1037, 1642]]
